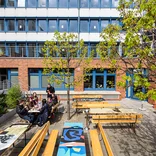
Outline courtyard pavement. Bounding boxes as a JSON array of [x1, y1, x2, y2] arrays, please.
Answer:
[[0, 98, 156, 156]]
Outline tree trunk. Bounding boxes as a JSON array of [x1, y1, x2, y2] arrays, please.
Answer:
[[67, 86, 70, 120]]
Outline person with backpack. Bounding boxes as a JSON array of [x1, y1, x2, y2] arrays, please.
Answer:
[[46, 83, 55, 102]]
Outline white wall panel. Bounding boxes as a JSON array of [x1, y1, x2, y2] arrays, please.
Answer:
[[4, 8, 16, 17], [26, 9, 37, 16], [0, 9, 5, 17], [47, 9, 59, 17], [100, 9, 119, 17], [89, 9, 100, 17], [79, 33, 89, 42], [89, 33, 100, 41], [36, 9, 47, 17], [0, 33, 6, 41], [15, 8, 27, 16], [80, 9, 90, 17]]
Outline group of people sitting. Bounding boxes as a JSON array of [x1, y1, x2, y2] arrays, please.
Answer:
[[16, 84, 58, 127]]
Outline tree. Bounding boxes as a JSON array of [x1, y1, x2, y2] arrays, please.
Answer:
[[97, 0, 156, 101], [43, 32, 92, 120]]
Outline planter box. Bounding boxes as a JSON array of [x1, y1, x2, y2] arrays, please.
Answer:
[[0, 109, 16, 125]]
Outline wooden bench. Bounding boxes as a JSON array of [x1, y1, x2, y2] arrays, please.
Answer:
[[90, 123, 114, 156], [42, 130, 59, 156], [19, 121, 50, 156], [73, 95, 104, 102]]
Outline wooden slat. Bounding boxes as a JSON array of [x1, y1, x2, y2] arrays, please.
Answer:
[[92, 114, 143, 119], [31, 121, 50, 156], [42, 130, 59, 156], [98, 123, 114, 156], [73, 95, 102, 99], [51, 102, 60, 113], [89, 130, 103, 156], [92, 119, 141, 124], [72, 101, 108, 105]]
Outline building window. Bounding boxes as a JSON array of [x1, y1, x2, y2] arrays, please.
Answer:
[[38, 43, 44, 57], [28, 20, 36, 31], [112, 0, 119, 7], [0, 44, 5, 54], [0, 0, 5, 7], [49, 20, 57, 32], [0, 20, 4, 31], [81, 0, 88, 8], [96, 75, 104, 88], [80, 20, 88, 32], [8, 20, 15, 31], [90, 43, 98, 57], [42, 75, 49, 88], [18, 43, 26, 57], [69, 20, 77, 32], [38, 20, 47, 32], [107, 76, 115, 88], [17, 0, 25, 7], [101, 0, 110, 8], [90, 20, 99, 32], [59, 20, 67, 32], [59, 0, 68, 8], [27, 0, 36, 7], [30, 76, 39, 88], [101, 20, 109, 31], [7, 43, 15, 56], [38, 0, 46, 7], [111, 19, 119, 25], [18, 20, 25, 31], [69, 0, 77, 8], [28, 43, 36, 57], [49, 0, 57, 7], [90, 0, 99, 7], [7, 0, 15, 7], [84, 75, 93, 88]]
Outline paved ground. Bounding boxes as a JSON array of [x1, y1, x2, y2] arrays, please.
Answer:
[[0, 98, 156, 156]]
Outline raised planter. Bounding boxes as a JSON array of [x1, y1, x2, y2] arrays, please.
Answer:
[[0, 109, 16, 125]]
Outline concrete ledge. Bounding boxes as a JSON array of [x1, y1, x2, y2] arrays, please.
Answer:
[[0, 109, 16, 125]]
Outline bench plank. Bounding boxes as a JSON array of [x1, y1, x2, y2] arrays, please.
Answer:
[[98, 123, 114, 156], [43, 130, 59, 156], [73, 95, 102, 99], [89, 130, 103, 156]]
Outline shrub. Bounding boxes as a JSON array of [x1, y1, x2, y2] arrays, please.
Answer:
[[0, 92, 7, 114], [6, 85, 22, 109]]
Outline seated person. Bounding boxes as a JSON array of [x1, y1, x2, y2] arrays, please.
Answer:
[[48, 94, 58, 106], [29, 92, 38, 107], [16, 99, 34, 123], [36, 99, 49, 127]]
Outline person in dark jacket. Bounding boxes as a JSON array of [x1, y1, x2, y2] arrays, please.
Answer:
[[36, 99, 49, 127], [16, 100, 34, 123], [46, 83, 55, 102]]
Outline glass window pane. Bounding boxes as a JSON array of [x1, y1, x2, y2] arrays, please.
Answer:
[[17, 0, 25, 7], [38, 20, 47, 32], [0, 44, 5, 54], [107, 69, 115, 74], [96, 76, 104, 88], [90, 20, 99, 32], [90, 0, 99, 7], [49, 0, 57, 7], [101, 0, 110, 7], [90, 44, 97, 57], [0, 0, 5, 7], [69, 20, 77, 32], [69, 0, 77, 7], [111, 19, 119, 25], [11, 76, 18, 85], [53, 76, 62, 88], [38, 0, 46, 7], [84, 76, 93, 88], [38, 43, 44, 57], [80, 20, 88, 32], [11, 69, 18, 74], [81, 0, 88, 8], [8, 43, 15, 56], [8, 20, 15, 31], [96, 69, 104, 73], [29, 69, 38, 73], [112, 0, 119, 7], [101, 20, 109, 31], [107, 76, 115, 88], [18, 43, 26, 57], [28, 0, 36, 7], [42, 75, 49, 88], [28, 43, 36, 57], [0, 20, 4, 31], [49, 20, 57, 32], [28, 20, 36, 31], [18, 20, 25, 31], [7, 0, 15, 7], [30, 76, 39, 88], [59, 20, 67, 32], [59, 0, 68, 8]]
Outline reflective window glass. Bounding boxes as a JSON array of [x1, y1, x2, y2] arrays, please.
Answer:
[[38, 43, 44, 57], [18, 43, 26, 57], [69, 0, 77, 7], [112, 0, 119, 7], [38, 0, 46, 7], [81, 0, 88, 7], [111, 19, 119, 25], [7, 0, 15, 7], [42, 75, 49, 88], [38, 20, 47, 32], [8, 20, 15, 31], [80, 20, 88, 32], [59, 20, 67, 32], [69, 20, 77, 32], [28, 43, 36, 57], [90, 20, 99, 32], [0, 20, 4, 31], [101, 0, 110, 7], [96, 76, 104, 88], [107, 76, 115, 88], [101, 20, 109, 31], [49, 20, 57, 32], [90, 44, 97, 57], [17, 0, 25, 7], [0, 0, 5, 7], [8, 43, 15, 56], [90, 0, 99, 7], [18, 20, 25, 31], [59, 0, 68, 8], [0, 44, 5, 54], [28, 0, 36, 7], [11, 76, 18, 85], [49, 0, 57, 7], [30, 76, 39, 88], [84, 76, 93, 88], [28, 20, 36, 31]]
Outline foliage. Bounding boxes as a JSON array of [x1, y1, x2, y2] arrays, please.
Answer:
[[0, 92, 7, 114], [6, 85, 22, 109], [0, 51, 4, 56], [98, 0, 156, 100]]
